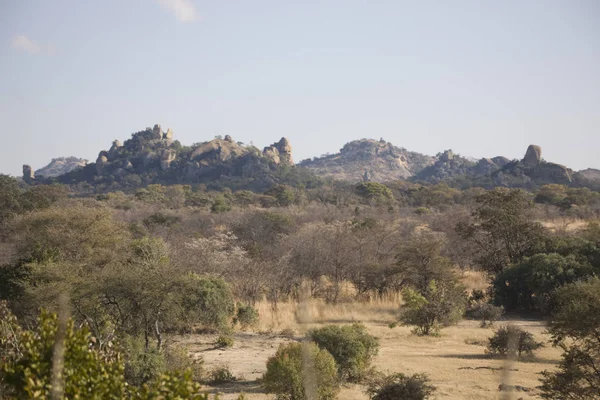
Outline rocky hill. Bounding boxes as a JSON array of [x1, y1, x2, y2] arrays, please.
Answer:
[[20, 128, 600, 192], [23, 124, 315, 191], [299, 139, 598, 190], [299, 139, 435, 182], [34, 157, 88, 178]]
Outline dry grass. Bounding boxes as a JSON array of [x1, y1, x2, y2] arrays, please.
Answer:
[[459, 269, 490, 293], [181, 291, 561, 399], [254, 295, 400, 334], [539, 218, 589, 232]]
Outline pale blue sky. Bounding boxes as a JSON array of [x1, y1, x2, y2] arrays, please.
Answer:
[[1, 0, 599, 176]]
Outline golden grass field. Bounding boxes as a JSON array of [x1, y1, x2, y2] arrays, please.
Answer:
[[175, 272, 561, 399]]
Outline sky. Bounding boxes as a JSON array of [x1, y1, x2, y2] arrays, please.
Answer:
[[1, 0, 599, 176]]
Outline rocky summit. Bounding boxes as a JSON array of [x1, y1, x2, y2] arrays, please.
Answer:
[[34, 157, 88, 178], [30, 124, 298, 191], [299, 139, 435, 182]]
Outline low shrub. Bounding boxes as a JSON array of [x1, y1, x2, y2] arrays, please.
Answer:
[[487, 325, 544, 359], [164, 343, 204, 382], [367, 372, 436, 400], [123, 335, 165, 387], [279, 328, 296, 339], [400, 281, 467, 335], [234, 303, 259, 330], [216, 335, 234, 349], [263, 342, 339, 400], [465, 302, 504, 327], [309, 323, 378, 381], [208, 365, 237, 384]]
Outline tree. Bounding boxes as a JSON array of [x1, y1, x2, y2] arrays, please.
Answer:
[[395, 233, 456, 292], [0, 303, 125, 399], [493, 253, 593, 313], [540, 277, 600, 399], [355, 182, 394, 206], [486, 325, 544, 359], [0, 175, 24, 223], [265, 185, 296, 207], [0, 303, 219, 399], [263, 342, 339, 400], [309, 323, 379, 381], [456, 188, 546, 275], [400, 280, 466, 335]]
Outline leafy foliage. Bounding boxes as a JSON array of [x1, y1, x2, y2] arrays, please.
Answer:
[[540, 277, 600, 399], [486, 325, 544, 359], [263, 342, 339, 400], [309, 323, 379, 381], [400, 280, 466, 335], [367, 372, 436, 400], [493, 253, 593, 313], [465, 302, 504, 327], [0, 305, 126, 399], [180, 274, 235, 331], [457, 188, 546, 274], [234, 303, 259, 330]]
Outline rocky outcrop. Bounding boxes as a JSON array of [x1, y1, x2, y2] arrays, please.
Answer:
[[190, 137, 247, 165], [573, 169, 600, 190], [263, 138, 294, 165], [152, 124, 163, 140], [523, 145, 542, 166], [413, 150, 477, 183], [23, 165, 34, 182], [363, 170, 372, 182], [34, 157, 88, 178], [163, 128, 173, 141], [493, 145, 572, 187], [300, 139, 434, 182], [160, 149, 176, 170], [108, 140, 122, 161], [491, 156, 510, 168]]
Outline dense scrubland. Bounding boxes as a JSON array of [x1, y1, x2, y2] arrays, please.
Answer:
[[1, 174, 599, 399]]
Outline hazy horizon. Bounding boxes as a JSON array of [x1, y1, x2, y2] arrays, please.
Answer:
[[1, 0, 599, 176]]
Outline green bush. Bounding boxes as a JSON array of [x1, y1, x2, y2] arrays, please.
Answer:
[[123, 335, 166, 386], [208, 365, 237, 384], [0, 307, 126, 399], [539, 277, 600, 399], [180, 274, 235, 331], [486, 325, 544, 359], [263, 342, 339, 400], [215, 335, 234, 349], [493, 253, 593, 313], [211, 196, 232, 213], [400, 281, 466, 335], [234, 303, 259, 330], [309, 323, 379, 381], [367, 373, 436, 400], [465, 302, 504, 327], [164, 343, 204, 383]]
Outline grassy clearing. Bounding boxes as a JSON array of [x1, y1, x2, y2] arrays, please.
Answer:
[[178, 294, 560, 400]]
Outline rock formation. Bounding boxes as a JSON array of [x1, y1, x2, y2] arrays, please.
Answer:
[[363, 170, 372, 182], [160, 149, 176, 170], [163, 128, 173, 141], [108, 140, 122, 161], [23, 165, 34, 182], [152, 124, 163, 139], [96, 152, 109, 175], [34, 157, 88, 177], [263, 138, 294, 165], [523, 145, 542, 166], [300, 138, 434, 182]]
